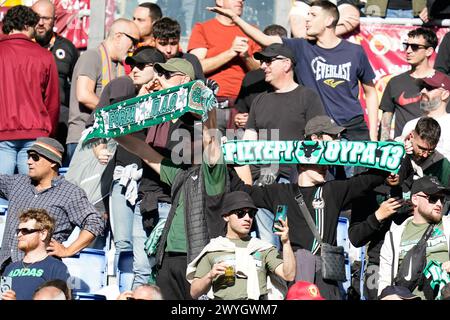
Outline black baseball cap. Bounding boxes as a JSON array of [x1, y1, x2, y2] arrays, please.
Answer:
[[220, 191, 257, 216], [253, 43, 296, 65], [411, 176, 450, 196], [379, 285, 421, 300], [305, 115, 346, 137], [125, 46, 166, 66]]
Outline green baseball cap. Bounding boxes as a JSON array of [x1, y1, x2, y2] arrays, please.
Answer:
[[154, 58, 195, 80]]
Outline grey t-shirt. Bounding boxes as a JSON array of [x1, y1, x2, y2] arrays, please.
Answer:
[[67, 48, 121, 144]]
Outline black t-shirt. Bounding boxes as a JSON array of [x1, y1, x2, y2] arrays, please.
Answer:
[[51, 35, 79, 107], [235, 69, 269, 113], [379, 72, 422, 137], [246, 85, 325, 178]]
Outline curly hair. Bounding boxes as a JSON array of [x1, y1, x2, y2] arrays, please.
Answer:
[[19, 208, 55, 245], [2, 5, 39, 35]]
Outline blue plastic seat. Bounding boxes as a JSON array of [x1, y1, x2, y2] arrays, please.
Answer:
[[117, 250, 134, 292], [63, 248, 108, 293], [336, 217, 352, 296], [0, 204, 8, 249]]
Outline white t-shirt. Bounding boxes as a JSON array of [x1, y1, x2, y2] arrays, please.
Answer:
[[401, 113, 450, 160]]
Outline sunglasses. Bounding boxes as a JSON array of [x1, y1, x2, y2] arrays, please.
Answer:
[[131, 63, 153, 71], [416, 194, 446, 204], [119, 32, 139, 47], [231, 208, 257, 219], [157, 70, 185, 80], [260, 56, 287, 65], [16, 228, 42, 236], [28, 152, 41, 162], [402, 42, 429, 52]]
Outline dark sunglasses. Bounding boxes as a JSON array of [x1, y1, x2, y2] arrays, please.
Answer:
[[16, 228, 42, 236], [260, 56, 287, 65], [28, 152, 41, 162], [231, 208, 257, 219], [157, 70, 185, 80], [416, 194, 445, 204], [131, 63, 153, 71], [402, 42, 429, 52], [120, 32, 139, 46]]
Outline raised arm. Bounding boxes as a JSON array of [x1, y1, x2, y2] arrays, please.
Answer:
[[202, 109, 222, 166], [207, 7, 282, 47]]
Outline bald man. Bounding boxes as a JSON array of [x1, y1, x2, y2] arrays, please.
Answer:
[[32, 0, 79, 155], [117, 284, 163, 300], [66, 19, 140, 162]]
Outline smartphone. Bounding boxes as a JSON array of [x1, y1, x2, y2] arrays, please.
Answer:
[[273, 205, 287, 233], [0, 276, 12, 299], [389, 186, 403, 199]]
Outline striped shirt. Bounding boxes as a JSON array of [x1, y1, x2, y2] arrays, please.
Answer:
[[0, 174, 104, 269]]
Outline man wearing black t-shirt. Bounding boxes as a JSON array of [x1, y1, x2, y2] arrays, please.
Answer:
[[240, 43, 325, 249], [32, 0, 79, 159], [379, 28, 438, 140]]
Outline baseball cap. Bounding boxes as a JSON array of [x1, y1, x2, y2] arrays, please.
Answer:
[[125, 46, 166, 66], [27, 137, 65, 166], [254, 43, 296, 65], [379, 285, 421, 300], [410, 176, 450, 196], [154, 58, 195, 80], [220, 191, 257, 216], [421, 71, 450, 91], [305, 115, 346, 137], [286, 281, 325, 300]]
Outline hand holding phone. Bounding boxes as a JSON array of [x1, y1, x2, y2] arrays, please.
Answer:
[[0, 276, 12, 299], [273, 205, 287, 233]]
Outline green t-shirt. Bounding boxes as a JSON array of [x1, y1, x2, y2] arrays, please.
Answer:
[[159, 158, 226, 253], [194, 237, 283, 300], [399, 220, 448, 299]]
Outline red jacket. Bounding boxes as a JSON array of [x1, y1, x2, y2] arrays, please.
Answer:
[[0, 34, 60, 140]]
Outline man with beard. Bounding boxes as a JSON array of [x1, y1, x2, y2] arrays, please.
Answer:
[[400, 72, 450, 160], [379, 28, 438, 141], [378, 176, 450, 300], [32, 0, 79, 162], [0, 209, 70, 300]]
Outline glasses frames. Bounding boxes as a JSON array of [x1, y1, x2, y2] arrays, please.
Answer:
[[119, 32, 139, 47], [260, 56, 288, 66], [28, 152, 41, 162], [16, 228, 42, 236], [402, 42, 429, 52], [231, 209, 257, 219], [416, 194, 445, 204], [131, 63, 154, 71], [157, 70, 185, 80]]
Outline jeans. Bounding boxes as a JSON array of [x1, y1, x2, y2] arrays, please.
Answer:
[[254, 176, 290, 251], [0, 140, 34, 175], [110, 180, 135, 275], [66, 143, 78, 166], [386, 8, 414, 18], [132, 201, 171, 289]]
